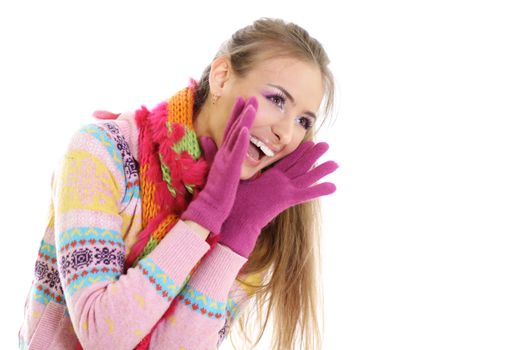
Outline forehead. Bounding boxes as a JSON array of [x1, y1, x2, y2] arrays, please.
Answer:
[[243, 56, 325, 109]]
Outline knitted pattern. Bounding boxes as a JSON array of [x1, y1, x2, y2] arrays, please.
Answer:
[[128, 82, 218, 349], [21, 83, 256, 350]]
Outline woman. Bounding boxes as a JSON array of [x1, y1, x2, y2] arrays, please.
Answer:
[[19, 18, 338, 350]]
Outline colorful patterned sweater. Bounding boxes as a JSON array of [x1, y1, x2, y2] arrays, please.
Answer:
[[19, 111, 263, 349]]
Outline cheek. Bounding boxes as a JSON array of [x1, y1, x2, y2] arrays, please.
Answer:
[[250, 103, 274, 128]]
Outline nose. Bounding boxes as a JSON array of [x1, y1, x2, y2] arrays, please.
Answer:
[[271, 115, 294, 146]]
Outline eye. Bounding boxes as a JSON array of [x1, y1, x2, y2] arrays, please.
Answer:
[[297, 116, 314, 130], [265, 92, 286, 110]]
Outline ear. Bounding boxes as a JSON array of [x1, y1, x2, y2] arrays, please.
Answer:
[[208, 56, 231, 97]]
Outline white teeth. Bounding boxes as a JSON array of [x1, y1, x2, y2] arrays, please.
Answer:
[[250, 136, 275, 157]]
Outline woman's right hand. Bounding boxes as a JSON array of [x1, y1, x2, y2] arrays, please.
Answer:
[[181, 96, 258, 234]]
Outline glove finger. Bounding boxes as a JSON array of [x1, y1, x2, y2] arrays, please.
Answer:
[[223, 97, 257, 150], [226, 102, 257, 153], [229, 127, 251, 170], [199, 136, 218, 164], [287, 142, 330, 178], [234, 97, 258, 133], [293, 160, 338, 188], [274, 140, 315, 172], [293, 182, 337, 204], [222, 97, 246, 147]]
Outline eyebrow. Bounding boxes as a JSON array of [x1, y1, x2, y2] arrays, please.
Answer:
[[267, 84, 318, 120]]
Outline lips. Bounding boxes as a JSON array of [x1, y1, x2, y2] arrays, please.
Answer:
[[249, 135, 276, 157]]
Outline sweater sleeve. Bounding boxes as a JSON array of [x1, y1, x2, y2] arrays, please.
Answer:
[[53, 124, 210, 350], [148, 243, 266, 349], [216, 267, 265, 348]]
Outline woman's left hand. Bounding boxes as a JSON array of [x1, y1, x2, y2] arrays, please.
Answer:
[[218, 140, 338, 258]]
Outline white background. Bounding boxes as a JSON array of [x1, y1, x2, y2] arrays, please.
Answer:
[[1, 0, 524, 349]]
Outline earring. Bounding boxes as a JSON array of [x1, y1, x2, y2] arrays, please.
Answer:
[[211, 94, 219, 105]]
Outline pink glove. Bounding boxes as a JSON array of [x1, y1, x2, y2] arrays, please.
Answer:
[[181, 97, 258, 234], [198, 135, 218, 165], [218, 141, 338, 257]]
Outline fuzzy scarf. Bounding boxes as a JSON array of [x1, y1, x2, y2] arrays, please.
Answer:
[[125, 82, 211, 267], [131, 82, 221, 349]]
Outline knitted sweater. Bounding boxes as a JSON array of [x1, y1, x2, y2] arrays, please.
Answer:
[[19, 111, 263, 350]]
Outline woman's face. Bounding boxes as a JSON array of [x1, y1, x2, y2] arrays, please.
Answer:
[[202, 56, 324, 180]]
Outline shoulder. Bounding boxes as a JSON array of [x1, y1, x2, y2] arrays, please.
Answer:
[[56, 119, 137, 199], [65, 112, 138, 171], [64, 123, 125, 176]]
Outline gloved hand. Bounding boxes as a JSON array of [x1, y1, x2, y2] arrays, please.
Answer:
[[198, 135, 218, 165], [181, 96, 258, 234], [218, 140, 338, 258]]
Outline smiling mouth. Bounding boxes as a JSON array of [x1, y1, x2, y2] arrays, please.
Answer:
[[249, 135, 275, 158]]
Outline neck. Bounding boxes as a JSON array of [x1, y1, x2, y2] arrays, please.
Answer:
[[193, 100, 213, 139]]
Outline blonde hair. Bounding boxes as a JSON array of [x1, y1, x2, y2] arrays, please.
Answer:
[[194, 18, 334, 350]]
